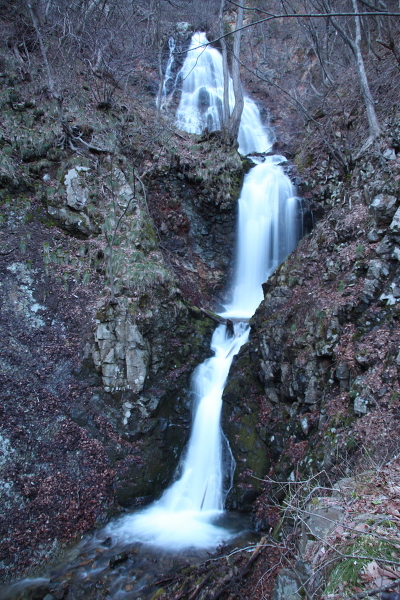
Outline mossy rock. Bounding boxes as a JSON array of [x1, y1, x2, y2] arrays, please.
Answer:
[[20, 140, 52, 163], [222, 346, 270, 510], [115, 418, 190, 506]]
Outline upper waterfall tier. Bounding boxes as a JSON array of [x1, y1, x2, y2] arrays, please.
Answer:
[[175, 32, 271, 155]]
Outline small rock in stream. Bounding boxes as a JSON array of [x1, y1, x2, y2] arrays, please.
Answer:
[[109, 552, 129, 568], [101, 537, 112, 548]]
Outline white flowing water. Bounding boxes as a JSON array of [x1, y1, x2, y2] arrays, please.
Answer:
[[175, 32, 270, 155], [160, 36, 176, 110], [106, 32, 299, 552], [105, 323, 249, 551], [222, 156, 298, 319]]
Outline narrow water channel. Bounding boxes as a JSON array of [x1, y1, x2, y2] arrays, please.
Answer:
[[125, 31, 299, 551]]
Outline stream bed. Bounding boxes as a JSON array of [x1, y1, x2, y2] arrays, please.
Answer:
[[1, 513, 260, 600]]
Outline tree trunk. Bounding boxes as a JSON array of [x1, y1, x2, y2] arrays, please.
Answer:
[[320, 0, 381, 140], [156, 44, 164, 121], [219, 0, 230, 127], [222, 0, 244, 145], [27, 1, 57, 99], [351, 0, 382, 139]]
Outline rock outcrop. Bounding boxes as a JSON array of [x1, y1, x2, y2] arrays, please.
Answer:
[[224, 139, 400, 521], [272, 462, 400, 599], [92, 305, 149, 393], [0, 46, 245, 579]]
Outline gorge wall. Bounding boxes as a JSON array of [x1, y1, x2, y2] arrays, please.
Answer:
[[1, 4, 400, 596], [223, 136, 400, 519], [0, 34, 247, 577]]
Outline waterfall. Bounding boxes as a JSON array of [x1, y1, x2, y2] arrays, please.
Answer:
[[105, 323, 249, 551], [175, 32, 270, 154], [106, 32, 299, 552], [222, 156, 299, 319], [160, 36, 176, 110]]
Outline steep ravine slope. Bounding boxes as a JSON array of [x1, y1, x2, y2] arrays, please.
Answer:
[[223, 132, 400, 516], [0, 42, 246, 580], [144, 133, 400, 600], [224, 132, 400, 493], [1, 12, 400, 600]]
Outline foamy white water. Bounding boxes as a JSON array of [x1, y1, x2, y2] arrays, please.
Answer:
[[105, 323, 249, 550], [107, 32, 299, 552], [175, 32, 270, 154], [222, 156, 298, 319], [160, 36, 176, 110]]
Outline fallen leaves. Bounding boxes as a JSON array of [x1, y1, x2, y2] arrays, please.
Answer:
[[360, 559, 398, 589]]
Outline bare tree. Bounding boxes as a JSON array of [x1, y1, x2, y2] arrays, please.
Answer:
[[318, 0, 382, 139], [219, 0, 245, 146], [103, 166, 137, 305], [208, 0, 400, 152], [358, 0, 400, 67], [226, 0, 245, 144], [219, 0, 230, 131], [26, 1, 62, 110]]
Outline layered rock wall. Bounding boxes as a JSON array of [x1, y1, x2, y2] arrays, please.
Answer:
[[223, 139, 400, 520]]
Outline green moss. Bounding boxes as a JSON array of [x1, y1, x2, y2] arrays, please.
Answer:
[[230, 408, 269, 486], [352, 330, 363, 342], [142, 219, 158, 249], [181, 566, 197, 576], [326, 537, 397, 595], [356, 244, 364, 257], [39, 215, 58, 227], [380, 520, 396, 528], [271, 517, 284, 541], [295, 150, 314, 173], [346, 436, 357, 451]]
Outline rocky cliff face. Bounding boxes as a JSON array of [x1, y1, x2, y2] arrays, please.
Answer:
[[223, 130, 400, 526], [148, 141, 246, 306], [0, 42, 247, 579]]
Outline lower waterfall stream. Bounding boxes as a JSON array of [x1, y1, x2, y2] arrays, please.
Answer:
[[102, 155, 299, 554], [103, 322, 250, 552], [1, 32, 301, 600]]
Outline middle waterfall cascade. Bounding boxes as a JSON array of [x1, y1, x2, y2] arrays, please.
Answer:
[[106, 32, 300, 552], [222, 157, 299, 319]]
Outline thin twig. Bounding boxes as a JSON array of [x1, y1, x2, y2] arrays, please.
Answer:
[[349, 577, 400, 598], [187, 572, 212, 600]]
